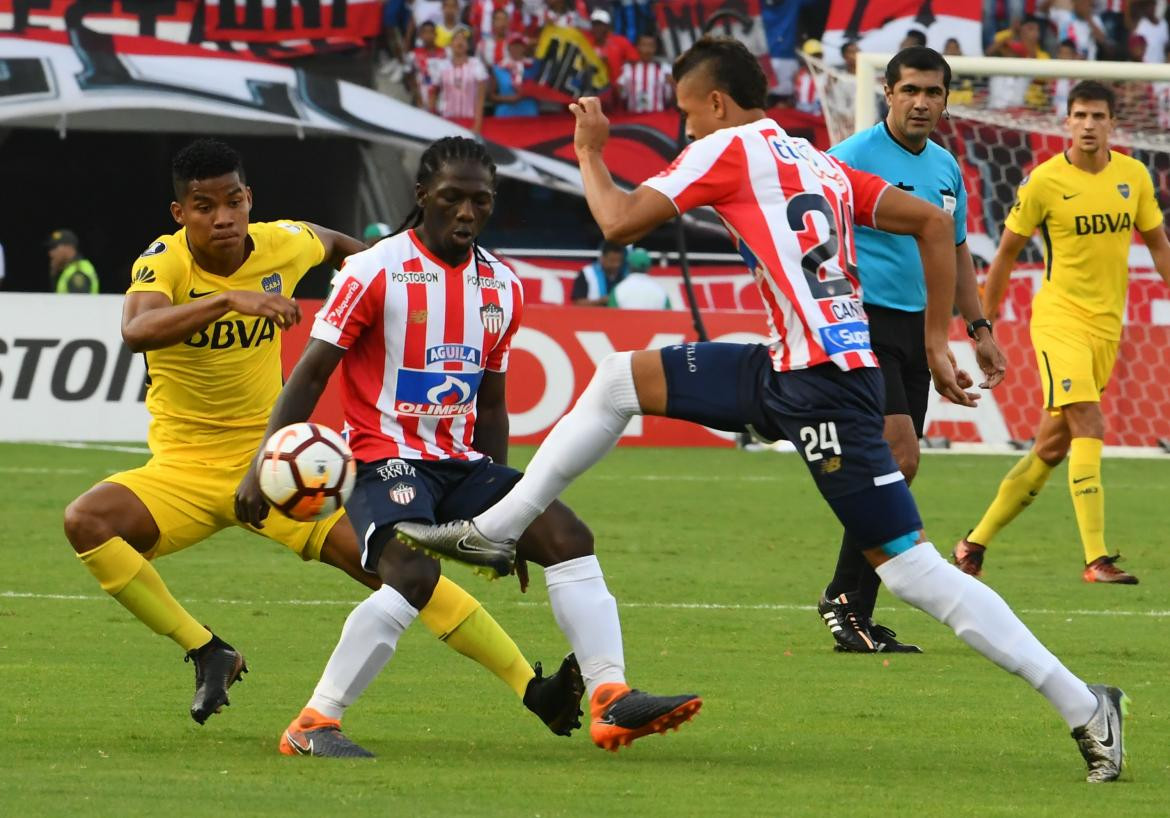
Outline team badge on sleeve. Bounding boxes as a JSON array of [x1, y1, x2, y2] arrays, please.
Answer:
[[139, 240, 167, 258], [480, 303, 504, 333], [389, 482, 416, 505]]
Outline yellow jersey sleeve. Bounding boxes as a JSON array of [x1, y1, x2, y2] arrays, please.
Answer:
[[1135, 166, 1163, 233], [1005, 169, 1049, 238], [127, 235, 186, 300], [267, 220, 327, 290]]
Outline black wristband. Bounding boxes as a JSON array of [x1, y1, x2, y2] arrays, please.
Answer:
[[967, 318, 993, 339]]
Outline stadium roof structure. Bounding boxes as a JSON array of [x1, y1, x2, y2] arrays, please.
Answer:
[[0, 30, 585, 195]]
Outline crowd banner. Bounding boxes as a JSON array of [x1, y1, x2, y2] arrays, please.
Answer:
[[1, 0, 383, 59], [523, 24, 609, 103], [822, 0, 981, 65], [0, 34, 584, 195], [5, 296, 1170, 448]]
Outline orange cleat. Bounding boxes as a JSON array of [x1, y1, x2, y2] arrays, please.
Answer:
[[1083, 555, 1139, 585], [588, 682, 702, 752], [279, 707, 374, 758]]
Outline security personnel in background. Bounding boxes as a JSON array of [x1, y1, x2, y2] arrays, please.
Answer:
[[46, 228, 99, 294]]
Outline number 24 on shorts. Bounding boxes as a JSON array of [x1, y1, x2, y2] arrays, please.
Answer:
[[799, 422, 841, 461]]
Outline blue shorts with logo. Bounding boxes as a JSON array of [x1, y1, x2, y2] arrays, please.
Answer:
[[659, 342, 923, 549], [346, 456, 522, 571]]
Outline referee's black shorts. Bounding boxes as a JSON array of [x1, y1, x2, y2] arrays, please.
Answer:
[[865, 303, 931, 438]]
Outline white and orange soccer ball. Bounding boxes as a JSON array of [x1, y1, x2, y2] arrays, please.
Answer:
[[258, 422, 355, 522]]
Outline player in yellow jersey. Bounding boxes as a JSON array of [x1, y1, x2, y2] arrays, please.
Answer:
[[954, 81, 1170, 583], [63, 139, 583, 735]]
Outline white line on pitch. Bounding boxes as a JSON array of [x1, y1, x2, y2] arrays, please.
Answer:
[[3, 590, 1169, 619], [29, 441, 152, 454]]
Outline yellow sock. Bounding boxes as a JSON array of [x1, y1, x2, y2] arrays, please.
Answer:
[[78, 537, 211, 652], [420, 576, 535, 699], [970, 451, 1055, 546], [1068, 437, 1107, 564]]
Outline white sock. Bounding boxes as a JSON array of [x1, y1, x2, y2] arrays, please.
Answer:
[[475, 352, 640, 543], [876, 543, 1098, 729], [306, 586, 419, 720], [545, 555, 626, 697]]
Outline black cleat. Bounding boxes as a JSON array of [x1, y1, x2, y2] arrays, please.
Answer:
[[868, 621, 923, 653], [523, 653, 585, 737], [185, 633, 247, 725], [818, 593, 879, 653]]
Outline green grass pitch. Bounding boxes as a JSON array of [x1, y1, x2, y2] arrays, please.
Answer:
[[3, 442, 1169, 817]]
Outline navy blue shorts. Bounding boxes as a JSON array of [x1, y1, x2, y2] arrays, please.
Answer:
[[659, 342, 922, 547], [345, 456, 522, 571]]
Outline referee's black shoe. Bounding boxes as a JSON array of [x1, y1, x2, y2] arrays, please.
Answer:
[[818, 593, 923, 653], [186, 632, 248, 724]]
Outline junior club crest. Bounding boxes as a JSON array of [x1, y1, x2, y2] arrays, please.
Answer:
[[1062, 378, 1072, 392], [389, 482, 416, 505], [1117, 183, 1130, 199], [262, 273, 283, 293], [480, 302, 504, 334]]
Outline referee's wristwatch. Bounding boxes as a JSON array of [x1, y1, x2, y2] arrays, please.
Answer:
[[967, 318, 993, 339]]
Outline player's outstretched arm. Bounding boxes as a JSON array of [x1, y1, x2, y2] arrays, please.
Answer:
[[234, 339, 346, 527], [872, 185, 977, 407], [305, 223, 366, 270], [981, 228, 1030, 322], [1140, 225, 1170, 288], [121, 290, 301, 352], [570, 96, 677, 243]]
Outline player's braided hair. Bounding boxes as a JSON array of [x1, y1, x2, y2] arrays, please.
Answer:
[[393, 137, 499, 273]]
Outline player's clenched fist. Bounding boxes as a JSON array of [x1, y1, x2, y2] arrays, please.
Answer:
[[570, 96, 610, 155], [225, 291, 302, 329]]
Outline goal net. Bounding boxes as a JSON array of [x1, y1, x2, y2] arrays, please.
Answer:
[[802, 53, 1170, 451]]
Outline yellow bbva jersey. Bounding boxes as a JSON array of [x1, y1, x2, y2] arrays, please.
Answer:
[[127, 220, 326, 460], [1005, 151, 1162, 339]]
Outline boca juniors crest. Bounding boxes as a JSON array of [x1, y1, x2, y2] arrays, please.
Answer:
[[1117, 184, 1130, 199], [480, 303, 504, 334]]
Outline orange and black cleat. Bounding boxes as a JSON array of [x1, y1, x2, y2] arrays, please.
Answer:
[[1083, 555, 1139, 585], [279, 707, 374, 758], [589, 682, 702, 752]]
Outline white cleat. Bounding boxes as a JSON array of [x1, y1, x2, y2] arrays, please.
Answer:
[[1072, 684, 1128, 782]]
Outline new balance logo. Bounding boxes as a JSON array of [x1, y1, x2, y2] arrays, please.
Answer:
[[132, 267, 156, 284]]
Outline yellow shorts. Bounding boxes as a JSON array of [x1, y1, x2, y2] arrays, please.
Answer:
[[103, 455, 344, 561], [1031, 323, 1119, 413]]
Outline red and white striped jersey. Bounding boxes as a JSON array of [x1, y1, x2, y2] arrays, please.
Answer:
[[642, 118, 888, 373], [794, 67, 820, 115], [477, 34, 508, 67], [432, 58, 489, 118], [310, 230, 524, 463], [616, 60, 673, 113]]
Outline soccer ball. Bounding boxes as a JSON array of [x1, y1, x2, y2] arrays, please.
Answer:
[[258, 422, 355, 522]]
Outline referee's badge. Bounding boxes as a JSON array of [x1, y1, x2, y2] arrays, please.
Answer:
[[1117, 184, 1130, 199], [389, 482, 416, 505]]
